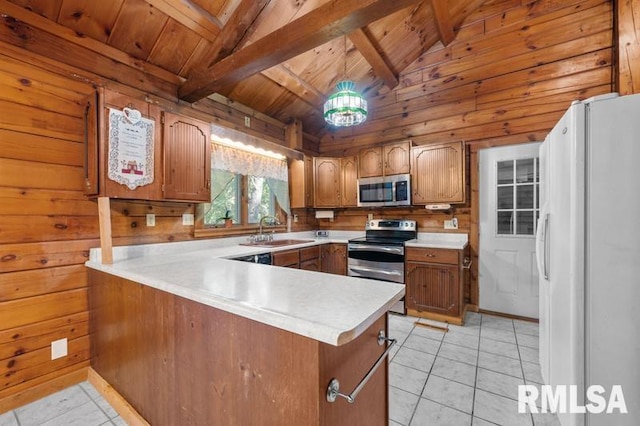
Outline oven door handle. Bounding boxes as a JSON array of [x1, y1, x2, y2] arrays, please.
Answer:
[[349, 266, 403, 277], [347, 244, 404, 255]]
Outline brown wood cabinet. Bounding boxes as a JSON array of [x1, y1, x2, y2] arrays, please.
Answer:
[[272, 249, 300, 268], [358, 146, 383, 178], [405, 247, 464, 325], [341, 156, 358, 207], [87, 89, 212, 202], [313, 157, 357, 208], [162, 112, 211, 202], [383, 141, 411, 176], [358, 141, 411, 178], [300, 246, 321, 271], [273, 246, 321, 271], [314, 157, 341, 207], [88, 88, 164, 199], [289, 155, 314, 208], [89, 270, 389, 426], [321, 243, 347, 275], [410, 141, 465, 204]]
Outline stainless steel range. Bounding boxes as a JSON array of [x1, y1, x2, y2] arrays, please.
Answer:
[[348, 219, 417, 314]]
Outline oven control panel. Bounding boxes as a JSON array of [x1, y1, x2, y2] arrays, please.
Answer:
[[365, 219, 416, 231]]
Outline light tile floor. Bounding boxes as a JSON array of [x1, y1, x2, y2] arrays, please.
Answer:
[[388, 311, 561, 426], [1, 312, 560, 426], [0, 381, 125, 426]]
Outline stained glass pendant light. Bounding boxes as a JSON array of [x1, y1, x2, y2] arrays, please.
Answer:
[[324, 37, 368, 127]]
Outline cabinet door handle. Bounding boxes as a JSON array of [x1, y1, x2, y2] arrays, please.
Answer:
[[326, 330, 396, 404], [425, 254, 436, 258]]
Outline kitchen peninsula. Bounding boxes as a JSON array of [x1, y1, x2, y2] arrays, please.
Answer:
[[86, 236, 404, 425]]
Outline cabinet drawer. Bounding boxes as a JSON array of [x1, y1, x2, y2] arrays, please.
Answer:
[[300, 246, 320, 262], [405, 247, 459, 265], [272, 250, 300, 267], [300, 258, 320, 271]]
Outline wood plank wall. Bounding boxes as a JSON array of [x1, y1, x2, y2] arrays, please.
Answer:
[[617, 0, 640, 94], [320, 0, 614, 155], [0, 44, 288, 410], [315, 0, 614, 309]]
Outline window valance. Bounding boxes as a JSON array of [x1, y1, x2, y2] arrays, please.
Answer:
[[211, 142, 288, 182]]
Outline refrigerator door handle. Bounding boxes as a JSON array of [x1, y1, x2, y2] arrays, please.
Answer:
[[536, 210, 550, 280], [542, 213, 550, 280]]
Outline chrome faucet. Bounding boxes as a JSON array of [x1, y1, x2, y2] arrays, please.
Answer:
[[248, 215, 281, 243]]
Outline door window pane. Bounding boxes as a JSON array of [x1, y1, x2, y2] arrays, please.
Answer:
[[497, 211, 514, 235], [495, 156, 540, 236], [497, 186, 514, 209], [517, 185, 534, 209], [497, 161, 513, 184], [516, 211, 535, 235], [516, 158, 535, 183]]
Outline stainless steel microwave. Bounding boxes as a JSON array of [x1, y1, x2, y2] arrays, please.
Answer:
[[357, 174, 411, 207]]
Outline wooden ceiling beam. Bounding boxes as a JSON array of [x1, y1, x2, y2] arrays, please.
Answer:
[[429, 0, 455, 46], [178, 0, 421, 102], [348, 28, 399, 89], [143, 0, 222, 42], [189, 0, 271, 72], [261, 65, 326, 109]]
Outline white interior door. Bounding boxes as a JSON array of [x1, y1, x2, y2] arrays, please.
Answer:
[[479, 143, 541, 318]]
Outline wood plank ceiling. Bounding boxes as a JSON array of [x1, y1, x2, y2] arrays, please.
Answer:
[[3, 0, 487, 137]]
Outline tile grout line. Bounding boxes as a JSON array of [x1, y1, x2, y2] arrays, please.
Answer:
[[78, 383, 115, 424], [406, 320, 445, 426], [513, 324, 536, 426]]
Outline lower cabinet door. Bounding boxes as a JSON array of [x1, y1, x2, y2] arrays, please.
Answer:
[[406, 262, 460, 316]]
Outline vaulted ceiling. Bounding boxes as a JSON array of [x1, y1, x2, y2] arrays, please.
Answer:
[[4, 0, 487, 136]]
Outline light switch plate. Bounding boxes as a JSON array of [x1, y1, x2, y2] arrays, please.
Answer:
[[146, 214, 155, 227], [51, 338, 67, 360], [182, 213, 194, 226]]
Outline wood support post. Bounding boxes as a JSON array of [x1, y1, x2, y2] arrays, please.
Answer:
[[97, 197, 113, 264]]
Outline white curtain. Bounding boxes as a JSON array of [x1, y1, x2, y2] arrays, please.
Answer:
[[211, 143, 290, 214]]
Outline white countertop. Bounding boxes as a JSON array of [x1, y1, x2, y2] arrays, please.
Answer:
[[86, 231, 404, 346], [406, 232, 469, 250]]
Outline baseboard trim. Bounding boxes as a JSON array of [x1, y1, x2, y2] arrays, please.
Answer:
[[478, 309, 539, 323], [0, 365, 88, 413], [87, 368, 149, 426]]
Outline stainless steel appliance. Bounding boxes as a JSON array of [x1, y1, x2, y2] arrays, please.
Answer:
[[348, 219, 417, 314], [357, 174, 411, 207], [231, 252, 272, 264]]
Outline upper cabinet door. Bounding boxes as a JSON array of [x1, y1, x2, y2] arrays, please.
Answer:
[[358, 147, 383, 177], [163, 112, 211, 202], [341, 156, 358, 207], [95, 89, 164, 200], [383, 141, 411, 176], [411, 141, 466, 204], [314, 157, 341, 207]]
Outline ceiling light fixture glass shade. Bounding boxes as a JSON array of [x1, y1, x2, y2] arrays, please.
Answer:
[[323, 80, 368, 127]]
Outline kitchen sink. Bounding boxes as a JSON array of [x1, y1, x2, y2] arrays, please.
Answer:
[[239, 239, 315, 247]]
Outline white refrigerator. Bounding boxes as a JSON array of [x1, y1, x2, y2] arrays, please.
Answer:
[[536, 93, 640, 425]]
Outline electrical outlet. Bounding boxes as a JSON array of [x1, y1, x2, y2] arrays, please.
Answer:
[[367, 213, 374, 221], [244, 116, 251, 127], [444, 218, 459, 230], [182, 213, 194, 226], [146, 214, 155, 227], [51, 338, 67, 360], [293, 214, 299, 223]]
